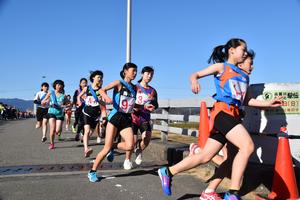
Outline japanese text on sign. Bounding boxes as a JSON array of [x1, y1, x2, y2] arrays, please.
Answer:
[[263, 91, 300, 114]]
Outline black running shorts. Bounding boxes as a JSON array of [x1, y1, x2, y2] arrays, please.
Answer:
[[46, 113, 64, 121], [209, 111, 242, 145], [83, 114, 99, 130], [36, 107, 48, 121], [109, 112, 132, 132]]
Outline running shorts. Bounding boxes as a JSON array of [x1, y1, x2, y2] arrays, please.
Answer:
[[209, 111, 242, 145], [109, 112, 132, 132], [36, 107, 48, 121]]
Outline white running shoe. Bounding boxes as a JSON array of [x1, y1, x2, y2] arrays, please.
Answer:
[[189, 143, 200, 156], [123, 159, 133, 170], [135, 149, 143, 165], [96, 137, 101, 144]]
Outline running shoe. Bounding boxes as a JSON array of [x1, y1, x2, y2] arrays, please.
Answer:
[[224, 192, 241, 200], [200, 191, 222, 200], [84, 148, 93, 158], [96, 137, 101, 144], [75, 133, 80, 141], [72, 125, 77, 133], [123, 159, 133, 170], [135, 148, 143, 165], [158, 167, 172, 196], [48, 143, 54, 150], [41, 136, 47, 143], [106, 149, 114, 162], [189, 143, 200, 156], [88, 171, 99, 182], [58, 134, 63, 141]]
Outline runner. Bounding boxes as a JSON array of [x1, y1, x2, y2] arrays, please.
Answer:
[[77, 70, 107, 158], [157, 39, 283, 199], [42, 80, 67, 150], [95, 116, 107, 144], [124, 66, 158, 169], [88, 62, 137, 182], [33, 82, 49, 142], [64, 94, 73, 131], [72, 78, 88, 139]]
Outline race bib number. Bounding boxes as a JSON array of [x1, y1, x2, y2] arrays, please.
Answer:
[[85, 96, 99, 107], [119, 95, 135, 113], [136, 92, 150, 105], [229, 80, 248, 103]]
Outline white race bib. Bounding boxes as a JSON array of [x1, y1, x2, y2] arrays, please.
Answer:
[[85, 96, 100, 107], [135, 92, 150, 105], [229, 79, 248, 103], [119, 95, 135, 113]]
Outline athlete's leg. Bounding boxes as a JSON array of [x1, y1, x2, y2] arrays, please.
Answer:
[[140, 130, 151, 150], [211, 144, 228, 166], [65, 113, 69, 130], [118, 127, 134, 153], [169, 138, 223, 175], [95, 122, 101, 143], [225, 124, 254, 190], [36, 120, 42, 129], [56, 119, 63, 136], [91, 122, 118, 170], [42, 118, 48, 139], [48, 118, 56, 145], [203, 144, 236, 193], [83, 124, 92, 152]]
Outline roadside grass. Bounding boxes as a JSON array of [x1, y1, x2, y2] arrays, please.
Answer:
[[152, 122, 199, 144]]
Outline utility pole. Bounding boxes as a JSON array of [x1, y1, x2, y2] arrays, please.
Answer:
[[126, 0, 132, 63]]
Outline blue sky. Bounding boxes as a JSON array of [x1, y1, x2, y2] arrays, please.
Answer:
[[1, 0, 300, 100]]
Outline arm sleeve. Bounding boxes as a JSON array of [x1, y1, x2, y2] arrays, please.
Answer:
[[73, 90, 78, 104], [151, 89, 159, 109]]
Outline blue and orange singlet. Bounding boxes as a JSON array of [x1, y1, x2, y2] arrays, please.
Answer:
[[210, 62, 249, 131]]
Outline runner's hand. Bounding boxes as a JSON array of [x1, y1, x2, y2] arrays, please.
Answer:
[[191, 81, 201, 94], [144, 104, 155, 112], [269, 96, 284, 107], [99, 90, 112, 104]]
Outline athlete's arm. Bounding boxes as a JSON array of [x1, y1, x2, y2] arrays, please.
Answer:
[[73, 90, 78, 105], [145, 88, 158, 112], [100, 105, 107, 120], [190, 63, 224, 94], [101, 80, 120, 92], [41, 92, 51, 106], [247, 96, 283, 108], [77, 87, 87, 107], [98, 80, 120, 104], [33, 92, 41, 104]]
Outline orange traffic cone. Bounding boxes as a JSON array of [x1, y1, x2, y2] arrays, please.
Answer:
[[268, 127, 299, 200], [198, 101, 209, 148]]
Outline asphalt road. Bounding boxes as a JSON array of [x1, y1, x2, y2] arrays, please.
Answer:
[[0, 119, 208, 200]]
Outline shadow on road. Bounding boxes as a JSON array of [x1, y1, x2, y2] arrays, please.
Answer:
[[114, 168, 159, 178], [177, 193, 200, 200]]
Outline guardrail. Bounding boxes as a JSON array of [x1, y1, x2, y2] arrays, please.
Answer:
[[150, 97, 215, 143]]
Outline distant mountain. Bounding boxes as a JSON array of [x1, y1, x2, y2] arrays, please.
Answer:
[[0, 98, 34, 112]]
